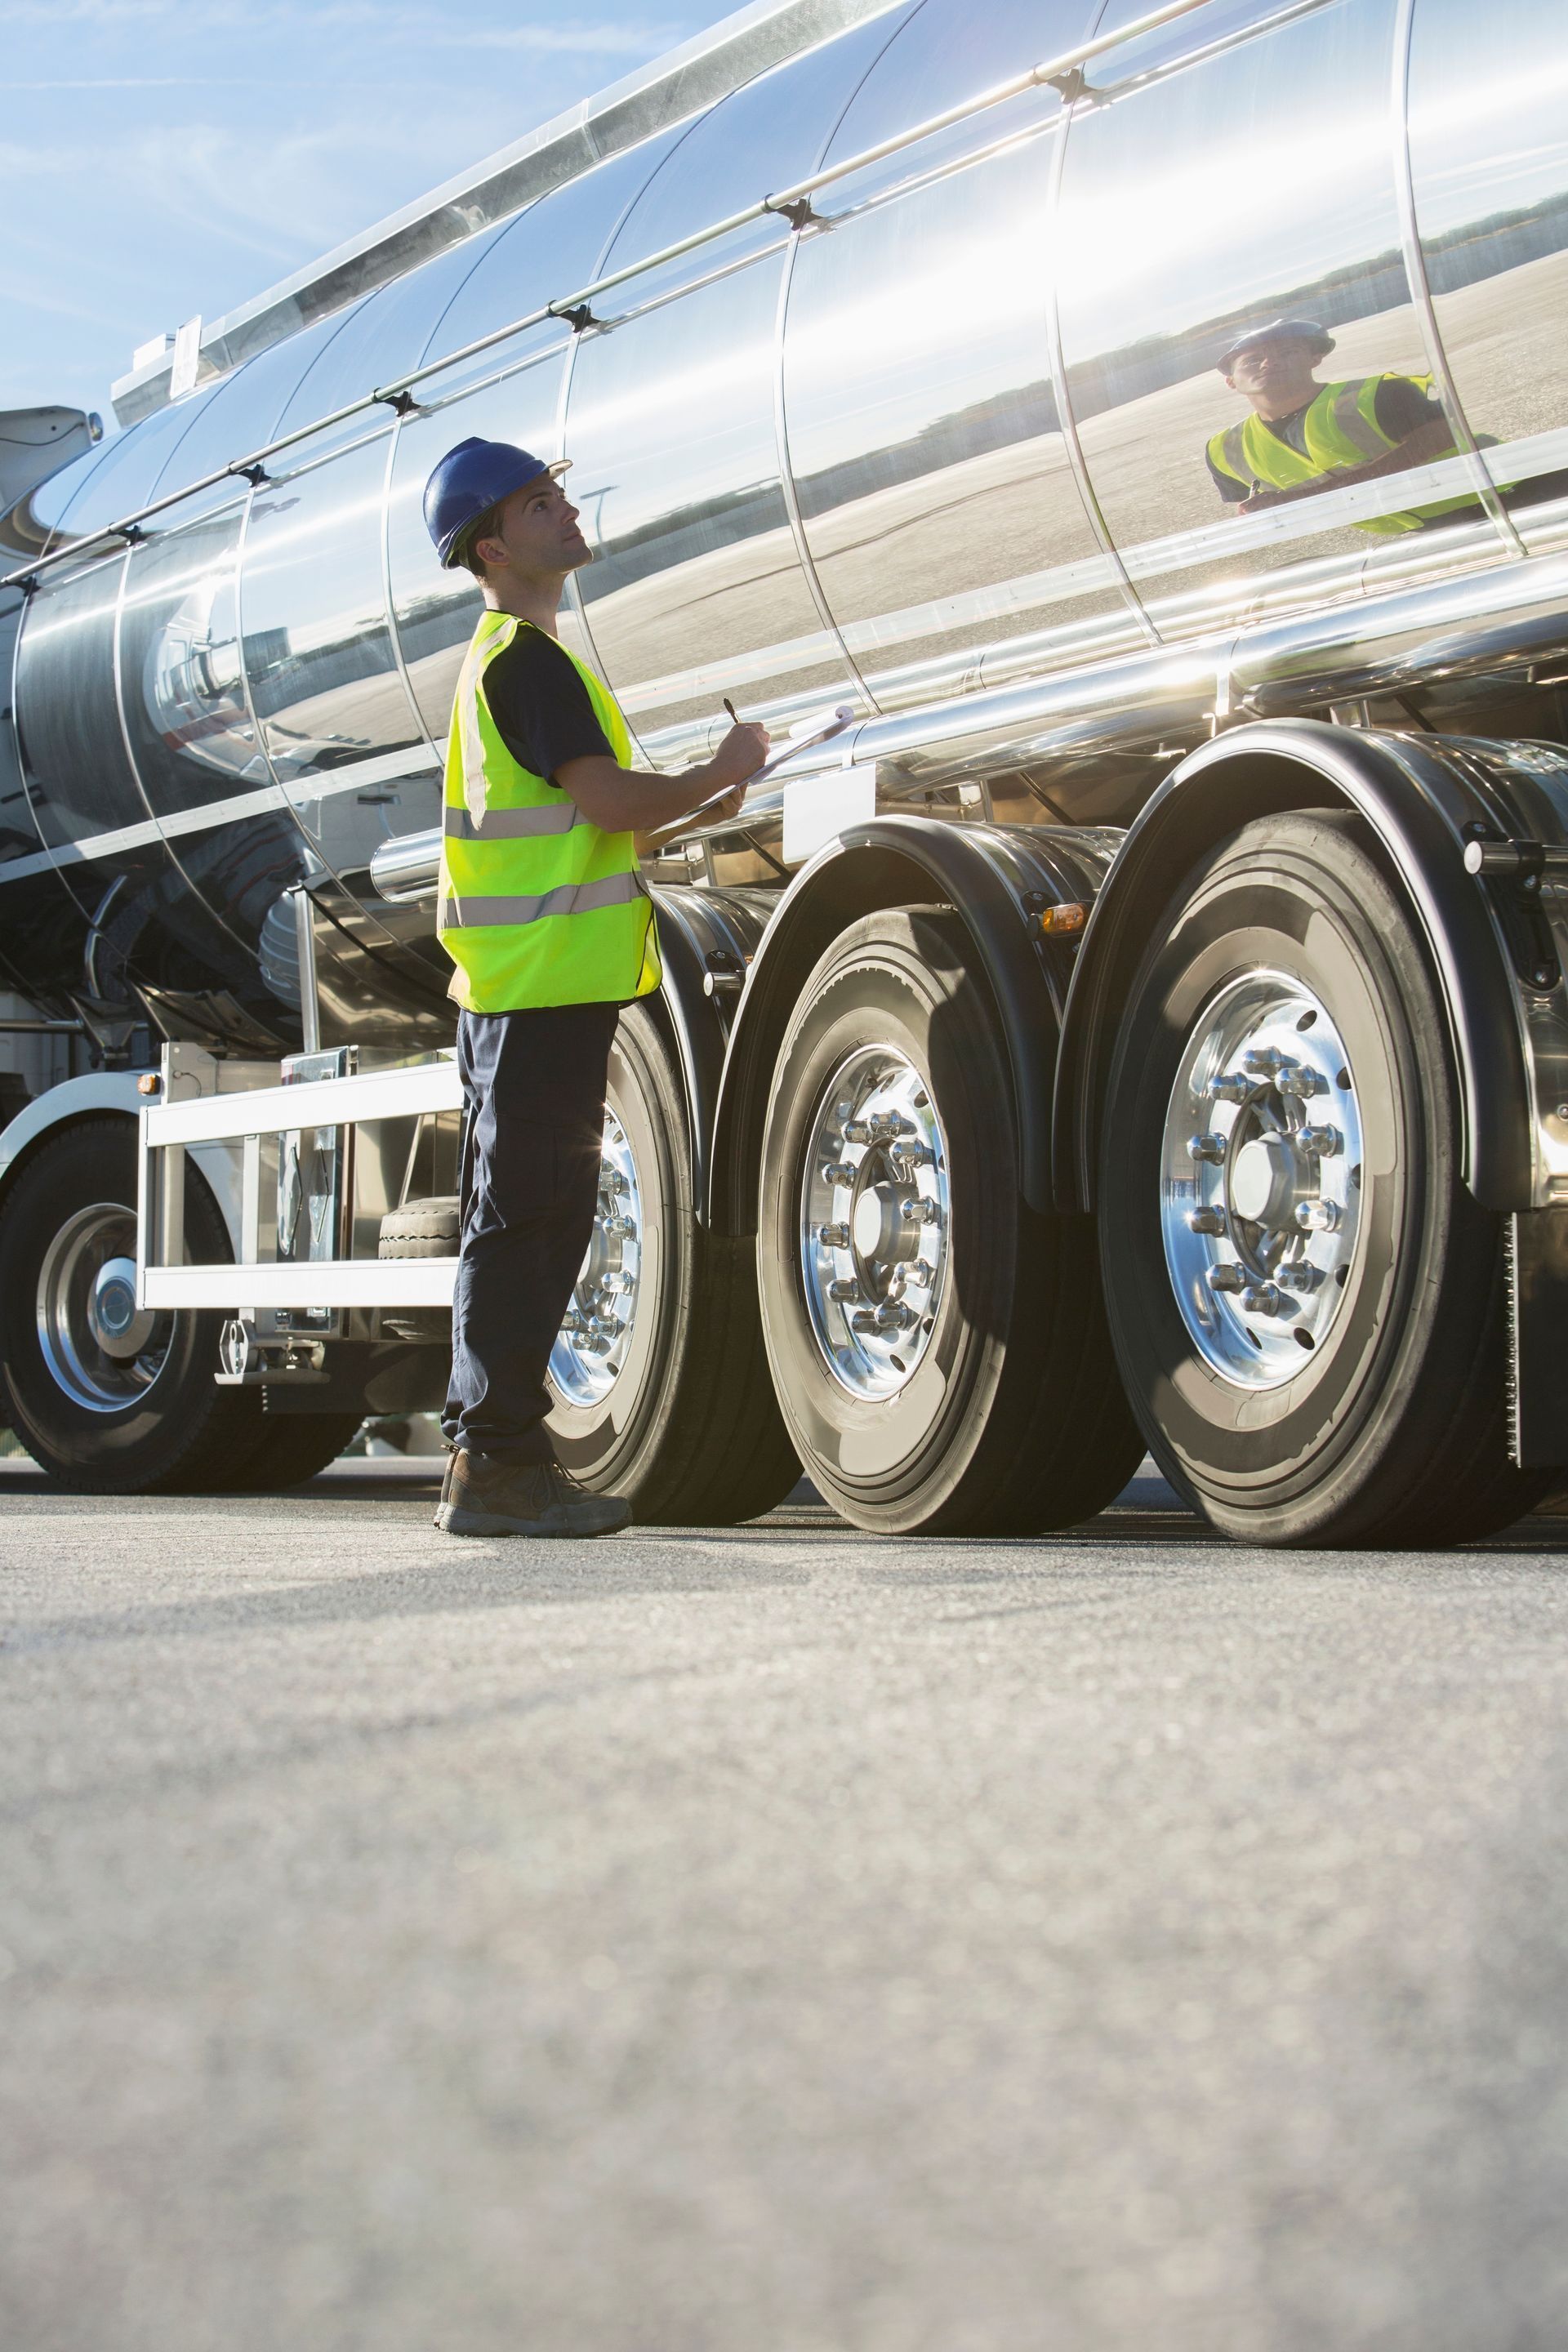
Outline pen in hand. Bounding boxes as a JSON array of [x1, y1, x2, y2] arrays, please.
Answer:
[[724, 697, 740, 724]]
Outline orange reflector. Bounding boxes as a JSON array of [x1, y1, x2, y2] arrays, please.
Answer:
[[136, 1073, 160, 1095], [1040, 902, 1087, 935]]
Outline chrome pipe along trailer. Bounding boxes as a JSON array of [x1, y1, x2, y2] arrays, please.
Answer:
[[4, 0, 1568, 1540]]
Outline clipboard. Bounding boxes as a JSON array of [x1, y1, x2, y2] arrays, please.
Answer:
[[664, 704, 857, 830]]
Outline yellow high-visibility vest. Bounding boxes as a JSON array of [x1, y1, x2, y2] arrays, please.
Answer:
[[1207, 374, 1472, 535], [436, 610, 661, 1013]]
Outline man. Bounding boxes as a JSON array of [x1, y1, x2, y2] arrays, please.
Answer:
[[421, 435, 766, 1539], [1205, 318, 1472, 533]]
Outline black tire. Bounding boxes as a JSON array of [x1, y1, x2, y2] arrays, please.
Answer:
[[0, 1117, 263, 1494], [1098, 810, 1548, 1548], [546, 1003, 800, 1524], [757, 909, 1143, 1535], [219, 1411, 367, 1491]]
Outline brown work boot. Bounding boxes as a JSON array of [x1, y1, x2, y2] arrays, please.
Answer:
[[434, 1447, 631, 1539]]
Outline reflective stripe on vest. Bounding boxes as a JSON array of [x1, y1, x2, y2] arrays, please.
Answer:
[[443, 800, 591, 840], [435, 609, 661, 1013], [439, 870, 651, 930], [1207, 375, 1470, 536]]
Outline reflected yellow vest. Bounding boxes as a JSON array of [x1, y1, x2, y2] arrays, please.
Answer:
[[1207, 375, 1470, 535], [436, 611, 661, 1013]]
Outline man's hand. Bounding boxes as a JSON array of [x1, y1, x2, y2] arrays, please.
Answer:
[[703, 719, 770, 795], [683, 720, 768, 827]]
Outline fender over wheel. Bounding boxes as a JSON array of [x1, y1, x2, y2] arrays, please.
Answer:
[[1098, 810, 1548, 1547], [546, 1002, 800, 1524], [756, 908, 1142, 1535]]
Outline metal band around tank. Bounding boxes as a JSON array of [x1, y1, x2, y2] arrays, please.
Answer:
[[438, 871, 649, 929], [443, 802, 590, 840]]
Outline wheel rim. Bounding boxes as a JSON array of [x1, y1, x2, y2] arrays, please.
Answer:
[[36, 1202, 172, 1413], [799, 1044, 951, 1400], [550, 1109, 644, 1406], [1161, 970, 1365, 1390]]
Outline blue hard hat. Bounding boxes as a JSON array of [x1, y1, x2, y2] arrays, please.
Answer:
[[422, 435, 570, 567], [1217, 318, 1335, 371]]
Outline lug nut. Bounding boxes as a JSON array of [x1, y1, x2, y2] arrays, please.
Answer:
[[1243, 1048, 1283, 1075], [1188, 1134, 1225, 1165], [829, 1278, 862, 1300], [1278, 1262, 1324, 1293], [1208, 1263, 1245, 1292], [1298, 1125, 1342, 1156], [819, 1222, 850, 1248], [603, 1215, 635, 1238], [1296, 1198, 1342, 1232], [902, 1198, 939, 1225], [1241, 1282, 1285, 1316], [1212, 1072, 1251, 1103], [1278, 1067, 1326, 1098], [844, 1120, 873, 1144], [822, 1162, 856, 1186], [1187, 1206, 1227, 1235]]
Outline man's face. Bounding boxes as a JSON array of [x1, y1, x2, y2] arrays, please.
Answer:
[[1224, 337, 1323, 411], [477, 474, 592, 578]]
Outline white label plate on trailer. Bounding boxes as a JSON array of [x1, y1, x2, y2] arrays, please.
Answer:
[[782, 767, 875, 867]]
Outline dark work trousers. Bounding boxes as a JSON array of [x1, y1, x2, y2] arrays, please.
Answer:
[[442, 1000, 621, 1464]]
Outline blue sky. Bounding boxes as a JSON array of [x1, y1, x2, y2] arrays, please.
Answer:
[[4, 0, 710, 426]]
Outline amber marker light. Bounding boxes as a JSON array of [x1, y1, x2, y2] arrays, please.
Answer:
[[1040, 902, 1087, 936], [136, 1073, 160, 1095]]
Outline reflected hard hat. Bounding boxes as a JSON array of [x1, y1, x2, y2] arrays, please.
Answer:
[[423, 436, 571, 567], [1217, 318, 1336, 372]]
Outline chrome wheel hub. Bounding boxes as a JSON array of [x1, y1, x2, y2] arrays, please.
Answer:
[[1162, 973, 1364, 1388], [800, 1045, 951, 1400], [37, 1205, 170, 1412], [550, 1110, 644, 1406]]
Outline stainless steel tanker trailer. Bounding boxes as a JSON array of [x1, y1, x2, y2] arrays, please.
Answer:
[[3, 0, 1567, 1543]]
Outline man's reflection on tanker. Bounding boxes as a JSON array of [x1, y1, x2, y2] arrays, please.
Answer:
[[1205, 318, 1468, 534]]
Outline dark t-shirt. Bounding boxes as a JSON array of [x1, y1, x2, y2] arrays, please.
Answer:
[[1206, 376, 1443, 501], [479, 623, 613, 785]]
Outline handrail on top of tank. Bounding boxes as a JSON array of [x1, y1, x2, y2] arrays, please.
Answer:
[[3, 0, 1216, 596]]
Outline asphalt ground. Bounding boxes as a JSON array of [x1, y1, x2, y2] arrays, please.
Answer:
[[3, 1456, 1568, 2352]]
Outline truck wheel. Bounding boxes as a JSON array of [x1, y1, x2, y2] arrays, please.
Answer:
[[546, 1003, 800, 1524], [756, 908, 1142, 1535], [221, 1412, 366, 1491], [0, 1117, 262, 1494], [1098, 810, 1547, 1547]]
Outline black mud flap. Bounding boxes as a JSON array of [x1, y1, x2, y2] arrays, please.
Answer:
[[1508, 1209, 1568, 1468]]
